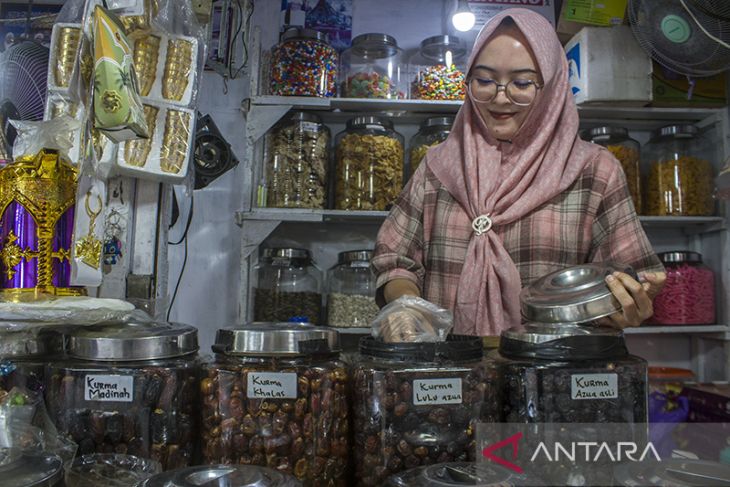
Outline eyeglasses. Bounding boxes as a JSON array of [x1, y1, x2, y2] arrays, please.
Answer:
[[468, 77, 542, 106]]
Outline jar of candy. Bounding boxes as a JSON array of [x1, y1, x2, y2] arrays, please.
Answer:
[[264, 111, 330, 209], [408, 116, 453, 178], [587, 126, 642, 214], [340, 34, 406, 99], [335, 116, 404, 210], [270, 28, 338, 97], [254, 248, 323, 324], [326, 250, 378, 328], [408, 35, 466, 100], [650, 251, 715, 325], [643, 125, 715, 216]]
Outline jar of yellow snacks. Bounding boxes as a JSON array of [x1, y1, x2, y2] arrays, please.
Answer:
[[335, 115, 404, 210], [407, 116, 453, 181], [587, 126, 642, 214], [643, 125, 714, 216]]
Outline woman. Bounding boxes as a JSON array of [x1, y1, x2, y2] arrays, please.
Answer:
[[372, 8, 666, 337]]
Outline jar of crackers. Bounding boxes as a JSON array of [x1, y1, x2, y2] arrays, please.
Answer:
[[408, 116, 453, 180], [587, 126, 642, 214]]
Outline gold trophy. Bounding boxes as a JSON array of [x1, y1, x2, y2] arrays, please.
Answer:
[[125, 105, 159, 167], [162, 39, 193, 101], [55, 26, 81, 88], [134, 35, 160, 97], [160, 109, 190, 174]]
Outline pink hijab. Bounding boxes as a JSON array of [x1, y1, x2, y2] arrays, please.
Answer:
[[426, 8, 601, 335]]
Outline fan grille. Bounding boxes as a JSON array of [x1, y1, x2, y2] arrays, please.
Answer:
[[0, 41, 49, 121]]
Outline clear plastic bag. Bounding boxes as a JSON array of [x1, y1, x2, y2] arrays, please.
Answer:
[[9, 117, 80, 162], [371, 295, 453, 343]]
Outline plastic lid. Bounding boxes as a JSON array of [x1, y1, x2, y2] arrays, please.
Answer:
[[66, 321, 199, 361], [350, 33, 400, 58], [386, 461, 527, 486], [261, 248, 311, 262], [651, 124, 698, 140], [337, 249, 372, 265], [346, 115, 393, 130], [213, 323, 341, 356], [419, 35, 466, 61], [659, 250, 702, 264], [500, 323, 628, 361], [138, 465, 302, 487], [420, 116, 455, 130], [648, 366, 694, 380], [359, 335, 483, 362], [280, 27, 328, 44], [614, 460, 730, 486], [0, 450, 64, 487], [285, 111, 322, 124]]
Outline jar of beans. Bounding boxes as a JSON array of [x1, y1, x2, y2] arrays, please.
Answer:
[[335, 115, 404, 210], [340, 34, 406, 99], [352, 336, 499, 487], [326, 250, 377, 328], [264, 111, 330, 209], [45, 321, 200, 470], [650, 251, 715, 325], [254, 248, 323, 324], [408, 116, 453, 180], [200, 324, 348, 487], [270, 28, 338, 97], [643, 124, 715, 216], [408, 35, 466, 100], [586, 126, 642, 214]]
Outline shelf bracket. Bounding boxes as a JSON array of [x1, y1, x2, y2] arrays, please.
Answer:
[[240, 220, 280, 260], [245, 104, 292, 144]]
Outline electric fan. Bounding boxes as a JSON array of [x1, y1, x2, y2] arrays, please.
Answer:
[[193, 114, 239, 189], [628, 0, 730, 77], [0, 40, 49, 155]]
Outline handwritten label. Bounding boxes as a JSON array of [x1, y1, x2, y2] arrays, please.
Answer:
[[84, 375, 134, 402], [413, 378, 462, 405], [571, 373, 618, 400], [247, 372, 297, 399]]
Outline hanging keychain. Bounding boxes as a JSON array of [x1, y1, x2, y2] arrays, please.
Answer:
[[70, 175, 107, 286]]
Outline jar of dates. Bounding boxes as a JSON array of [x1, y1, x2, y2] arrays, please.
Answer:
[[200, 324, 348, 487], [335, 115, 404, 210], [408, 116, 453, 179], [352, 336, 499, 487], [138, 464, 302, 487], [45, 321, 199, 470], [254, 248, 323, 324], [408, 35, 466, 100], [1, 450, 64, 487], [340, 33, 406, 99], [326, 249, 377, 328], [650, 251, 715, 325], [270, 28, 338, 97]]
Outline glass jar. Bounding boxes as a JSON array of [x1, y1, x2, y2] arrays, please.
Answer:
[[650, 251, 715, 325], [45, 321, 199, 470], [408, 116, 453, 178], [264, 112, 330, 209], [352, 336, 499, 487], [335, 116, 404, 210], [270, 28, 338, 97], [340, 34, 406, 99], [408, 35, 466, 100], [65, 453, 162, 487], [254, 248, 323, 324], [1, 451, 64, 487], [0, 327, 61, 395], [643, 124, 715, 216], [139, 464, 302, 487], [587, 126, 642, 214], [326, 250, 378, 328], [200, 324, 348, 487], [386, 462, 529, 487]]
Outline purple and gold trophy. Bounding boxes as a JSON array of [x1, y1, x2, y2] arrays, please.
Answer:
[[0, 149, 82, 298]]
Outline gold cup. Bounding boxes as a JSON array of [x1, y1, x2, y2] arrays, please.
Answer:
[[162, 39, 193, 101], [160, 109, 190, 174], [55, 27, 81, 87], [134, 35, 161, 96], [124, 105, 159, 167], [49, 98, 78, 120]]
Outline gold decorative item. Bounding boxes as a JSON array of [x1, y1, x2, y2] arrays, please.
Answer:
[[120, 0, 160, 38], [162, 39, 193, 101], [55, 26, 81, 88], [124, 105, 159, 167], [160, 109, 190, 174], [134, 35, 161, 96], [74, 192, 103, 269]]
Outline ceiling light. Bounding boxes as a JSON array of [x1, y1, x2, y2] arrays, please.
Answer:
[[452, 0, 475, 32]]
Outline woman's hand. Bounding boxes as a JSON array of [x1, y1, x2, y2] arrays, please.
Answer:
[[598, 271, 667, 329]]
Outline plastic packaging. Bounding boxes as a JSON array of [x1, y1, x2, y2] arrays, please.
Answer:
[[326, 250, 378, 328], [370, 296, 453, 343], [408, 36, 466, 101], [270, 28, 338, 97], [9, 117, 80, 162], [408, 117, 453, 178], [0, 298, 136, 326], [650, 251, 715, 325], [340, 34, 406, 99]]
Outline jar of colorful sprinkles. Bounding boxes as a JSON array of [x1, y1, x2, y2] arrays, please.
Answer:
[[408, 35, 466, 100], [270, 27, 338, 97]]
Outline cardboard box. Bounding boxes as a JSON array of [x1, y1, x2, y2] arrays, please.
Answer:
[[683, 383, 730, 420], [557, 0, 628, 44], [651, 61, 728, 107]]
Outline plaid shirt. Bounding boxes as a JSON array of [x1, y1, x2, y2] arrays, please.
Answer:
[[373, 148, 664, 311]]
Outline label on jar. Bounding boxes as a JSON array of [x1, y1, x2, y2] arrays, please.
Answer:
[[84, 374, 134, 402], [571, 373, 618, 400], [412, 378, 463, 405], [247, 372, 297, 399], [300, 121, 320, 133]]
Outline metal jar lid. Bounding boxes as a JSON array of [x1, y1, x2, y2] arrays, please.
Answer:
[[419, 35, 466, 61], [587, 126, 629, 140], [213, 323, 341, 356], [520, 262, 637, 324], [260, 248, 313, 267], [337, 249, 372, 265], [284, 111, 323, 125], [66, 321, 199, 361], [138, 465, 302, 487], [500, 323, 628, 361], [280, 27, 328, 44], [420, 116, 455, 130], [659, 250, 702, 264], [614, 459, 730, 486], [652, 124, 698, 140], [387, 461, 528, 486], [346, 115, 393, 131], [350, 33, 400, 58], [0, 450, 64, 487]]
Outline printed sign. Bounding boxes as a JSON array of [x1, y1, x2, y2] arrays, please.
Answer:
[[571, 373, 618, 400], [84, 374, 134, 402], [413, 378, 463, 405], [247, 372, 298, 399]]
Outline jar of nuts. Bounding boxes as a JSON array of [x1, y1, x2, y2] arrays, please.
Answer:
[[335, 116, 404, 211], [201, 324, 348, 487], [643, 124, 715, 216], [45, 321, 200, 471], [586, 126, 642, 214], [326, 250, 378, 328], [254, 248, 323, 324], [264, 112, 330, 209], [408, 116, 453, 180], [352, 336, 499, 487]]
